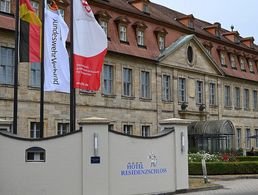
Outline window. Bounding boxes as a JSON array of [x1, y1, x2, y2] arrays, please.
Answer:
[[140, 71, 150, 99], [235, 87, 240, 109], [215, 29, 220, 37], [254, 90, 258, 110], [30, 62, 40, 87], [137, 30, 144, 46], [142, 126, 150, 137], [188, 20, 194, 28], [220, 52, 226, 66], [57, 123, 69, 135], [243, 88, 249, 110], [0, 0, 10, 13], [0, 47, 14, 85], [119, 25, 127, 42], [209, 83, 216, 106], [230, 54, 236, 68], [187, 46, 193, 64], [123, 125, 132, 135], [196, 80, 203, 104], [178, 78, 186, 102], [240, 58, 246, 70], [30, 1, 39, 16], [0, 124, 12, 133], [143, 4, 149, 13], [236, 128, 241, 149], [108, 124, 114, 131], [162, 75, 171, 101], [99, 20, 108, 35], [30, 122, 40, 139], [256, 129, 258, 148], [103, 65, 113, 95], [59, 8, 65, 18], [26, 147, 45, 162], [224, 85, 231, 107], [123, 68, 132, 97], [245, 129, 251, 149], [249, 60, 254, 73], [159, 36, 165, 50]]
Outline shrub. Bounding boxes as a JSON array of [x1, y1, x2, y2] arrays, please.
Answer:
[[189, 161, 258, 175], [188, 151, 221, 163], [236, 156, 258, 162]]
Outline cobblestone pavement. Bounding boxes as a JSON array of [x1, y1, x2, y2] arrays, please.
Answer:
[[180, 179, 258, 195]]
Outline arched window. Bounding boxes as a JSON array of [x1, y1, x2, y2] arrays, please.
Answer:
[[25, 147, 46, 162]]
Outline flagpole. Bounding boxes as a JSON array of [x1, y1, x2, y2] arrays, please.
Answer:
[[40, 0, 46, 138], [13, 0, 19, 134], [70, 0, 76, 132]]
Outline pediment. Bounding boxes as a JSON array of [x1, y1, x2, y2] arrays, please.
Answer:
[[157, 35, 223, 76]]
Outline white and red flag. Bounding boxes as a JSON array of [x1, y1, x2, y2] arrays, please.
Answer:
[[73, 0, 107, 91]]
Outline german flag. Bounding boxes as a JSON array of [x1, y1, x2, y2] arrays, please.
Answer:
[[19, 0, 42, 62]]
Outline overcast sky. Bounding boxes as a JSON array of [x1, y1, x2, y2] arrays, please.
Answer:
[[151, 0, 258, 44]]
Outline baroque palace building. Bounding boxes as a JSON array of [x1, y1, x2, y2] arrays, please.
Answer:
[[1, 0, 258, 151]]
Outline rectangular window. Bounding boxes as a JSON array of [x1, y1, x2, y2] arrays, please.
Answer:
[[196, 80, 203, 104], [178, 78, 186, 102], [240, 58, 245, 70], [235, 87, 240, 109], [103, 65, 113, 95], [224, 85, 231, 107], [254, 90, 258, 110], [123, 68, 132, 96], [256, 129, 258, 148], [30, 1, 39, 16], [100, 20, 108, 35], [243, 88, 249, 110], [59, 8, 65, 18], [249, 60, 254, 73], [119, 25, 127, 42], [123, 125, 132, 135], [0, 0, 10, 13], [236, 128, 241, 149], [57, 123, 69, 135], [142, 126, 150, 137], [230, 54, 236, 68], [245, 129, 251, 149], [162, 75, 171, 101], [159, 36, 165, 50], [220, 52, 226, 65], [140, 71, 150, 99], [30, 62, 40, 87], [209, 83, 216, 106], [0, 47, 14, 85], [137, 30, 144, 46], [30, 122, 40, 139]]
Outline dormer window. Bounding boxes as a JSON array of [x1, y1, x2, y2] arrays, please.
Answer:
[[159, 36, 165, 50], [203, 22, 221, 38], [154, 27, 167, 51], [240, 57, 246, 70], [241, 37, 255, 48], [222, 31, 240, 44], [100, 20, 108, 35], [95, 10, 112, 38], [119, 25, 127, 42], [249, 60, 254, 73], [129, 0, 150, 14], [115, 16, 131, 44], [230, 54, 236, 68], [137, 30, 144, 46], [143, 3, 149, 13], [215, 29, 221, 37], [176, 14, 195, 29], [133, 21, 147, 47], [0, 0, 11, 13]]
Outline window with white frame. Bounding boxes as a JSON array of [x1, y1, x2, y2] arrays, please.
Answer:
[[26, 147, 45, 162], [162, 75, 171, 101], [220, 52, 226, 65], [123, 68, 132, 97], [30, 62, 40, 87], [243, 88, 249, 110], [119, 25, 127, 42], [137, 30, 144, 46], [103, 65, 113, 95], [142, 125, 150, 137], [99, 20, 108, 35], [230, 54, 236, 68], [249, 60, 254, 72], [254, 90, 258, 110], [234, 87, 240, 109], [240, 57, 246, 70], [30, 1, 39, 16], [256, 129, 258, 148], [245, 128, 251, 149], [30, 122, 40, 139], [123, 125, 132, 135], [159, 35, 165, 50], [209, 82, 216, 106], [236, 128, 241, 149], [196, 80, 203, 104], [57, 122, 69, 135], [178, 77, 186, 102], [140, 71, 150, 99], [0, 47, 14, 85], [224, 85, 231, 107], [0, 0, 10, 13]]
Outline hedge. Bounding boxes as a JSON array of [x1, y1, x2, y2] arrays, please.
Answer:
[[189, 161, 258, 175], [236, 156, 258, 162]]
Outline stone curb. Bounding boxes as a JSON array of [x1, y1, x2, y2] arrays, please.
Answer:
[[190, 175, 258, 181], [174, 185, 223, 194]]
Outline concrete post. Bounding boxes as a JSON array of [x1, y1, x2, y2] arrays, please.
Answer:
[[160, 118, 191, 191], [79, 117, 109, 195]]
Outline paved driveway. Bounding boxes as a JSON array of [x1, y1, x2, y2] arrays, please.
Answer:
[[179, 179, 258, 195]]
